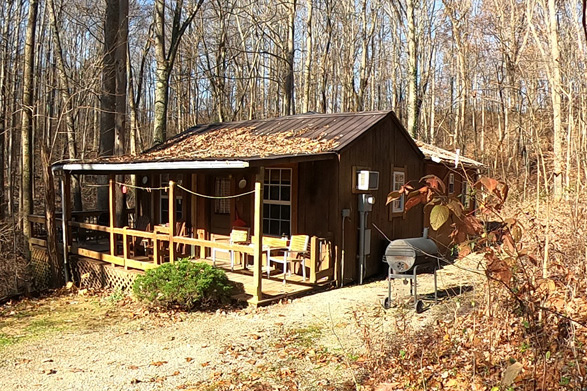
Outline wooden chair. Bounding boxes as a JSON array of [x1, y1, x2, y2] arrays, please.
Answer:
[[129, 215, 151, 257], [212, 227, 250, 270], [267, 235, 310, 282], [174, 220, 188, 256]]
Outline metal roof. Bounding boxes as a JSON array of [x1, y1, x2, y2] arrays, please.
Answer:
[[52, 111, 421, 173], [142, 110, 393, 158]]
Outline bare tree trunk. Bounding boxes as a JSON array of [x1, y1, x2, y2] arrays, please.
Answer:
[[41, 70, 61, 288], [98, 0, 119, 210], [319, 0, 333, 113], [283, 0, 296, 116], [566, 83, 573, 201], [354, 0, 377, 111], [21, 0, 39, 256], [406, 0, 418, 137], [42, 145, 61, 287], [100, 0, 118, 158], [115, 0, 128, 157], [0, 0, 11, 219], [7, 0, 23, 218], [47, 0, 82, 211], [547, 0, 563, 200], [153, 0, 204, 144], [443, 0, 470, 148], [128, 28, 151, 156], [302, 0, 312, 113], [429, 51, 436, 143], [115, 0, 128, 225]]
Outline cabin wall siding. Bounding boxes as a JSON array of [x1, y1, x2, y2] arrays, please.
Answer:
[[337, 115, 424, 282], [297, 160, 338, 240]]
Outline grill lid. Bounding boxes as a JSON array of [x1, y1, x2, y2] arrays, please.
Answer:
[[384, 238, 439, 272]]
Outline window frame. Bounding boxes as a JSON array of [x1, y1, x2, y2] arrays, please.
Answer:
[[391, 168, 406, 215], [214, 177, 231, 214], [462, 180, 472, 210], [448, 173, 455, 194], [262, 167, 292, 237]]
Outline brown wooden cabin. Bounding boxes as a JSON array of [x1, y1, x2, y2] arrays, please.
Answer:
[[416, 141, 484, 255], [40, 111, 428, 304]]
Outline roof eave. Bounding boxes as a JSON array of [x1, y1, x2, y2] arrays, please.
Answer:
[[51, 160, 250, 175]]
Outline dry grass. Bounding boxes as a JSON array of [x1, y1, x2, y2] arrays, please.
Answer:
[[0, 289, 139, 350], [348, 197, 587, 391], [0, 220, 28, 300]]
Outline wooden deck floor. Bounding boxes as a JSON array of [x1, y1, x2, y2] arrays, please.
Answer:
[[196, 257, 322, 305], [73, 240, 329, 305]]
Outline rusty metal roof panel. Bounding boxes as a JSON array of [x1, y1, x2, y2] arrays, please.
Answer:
[[138, 111, 393, 162], [60, 111, 407, 169]]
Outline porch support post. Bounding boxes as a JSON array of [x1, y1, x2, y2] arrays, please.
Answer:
[[190, 173, 197, 258], [122, 227, 128, 269], [252, 167, 264, 303], [108, 175, 116, 258], [309, 236, 318, 283], [60, 174, 71, 283], [169, 180, 176, 263]]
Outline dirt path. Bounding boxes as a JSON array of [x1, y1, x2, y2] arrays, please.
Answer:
[[0, 256, 485, 390]]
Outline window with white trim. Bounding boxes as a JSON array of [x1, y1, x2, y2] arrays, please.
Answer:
[[448, 173, 455, 194], [214, 177, 231, 214], [392, 170, 405, 214], [263, 168, 292, 237]]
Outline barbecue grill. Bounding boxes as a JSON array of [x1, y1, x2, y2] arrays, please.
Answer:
[[382, 235, 440, 312]]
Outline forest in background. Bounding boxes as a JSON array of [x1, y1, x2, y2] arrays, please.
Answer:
[[0, 1, 587, 389], [0, 0, 586, 220]]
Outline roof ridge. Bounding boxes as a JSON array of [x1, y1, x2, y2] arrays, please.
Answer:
[[188, 110, 392, 128]]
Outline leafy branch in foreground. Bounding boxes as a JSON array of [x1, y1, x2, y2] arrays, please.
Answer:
[[383, 174, 587, 389]]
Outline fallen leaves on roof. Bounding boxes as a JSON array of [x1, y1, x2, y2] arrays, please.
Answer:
[[100, 126, 340, 163], [149, 126, 339, 160]]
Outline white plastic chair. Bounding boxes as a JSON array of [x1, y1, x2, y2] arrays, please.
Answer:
[[212, 228, 250, 270], [267, 235, 310, 282]]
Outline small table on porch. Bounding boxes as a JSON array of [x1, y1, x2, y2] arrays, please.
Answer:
[[245, 237, 289, 278]]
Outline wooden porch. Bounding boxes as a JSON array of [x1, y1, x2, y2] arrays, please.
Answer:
[[28, 172, 335, 305], [66, 231, 334, 302], [73, 254, 325, 306]]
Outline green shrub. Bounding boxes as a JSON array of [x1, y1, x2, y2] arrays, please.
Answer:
[[132, 259, 232, 310]]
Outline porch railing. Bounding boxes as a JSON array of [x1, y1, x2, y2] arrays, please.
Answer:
[[28, 214, 335, 284]]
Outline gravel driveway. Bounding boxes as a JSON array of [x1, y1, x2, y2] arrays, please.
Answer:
[[0, 256, 484, 390]]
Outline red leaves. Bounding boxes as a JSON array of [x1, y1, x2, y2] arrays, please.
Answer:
[[476, 176, 499, 192], [385, 191, 401, 206], [451, 214, 483, 244], [405, 190, 428, 211], [386, 184, 414, 206], [485, 251, 512, 283], [421, 174, 446, 193], [475, 176, 509, 210]]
